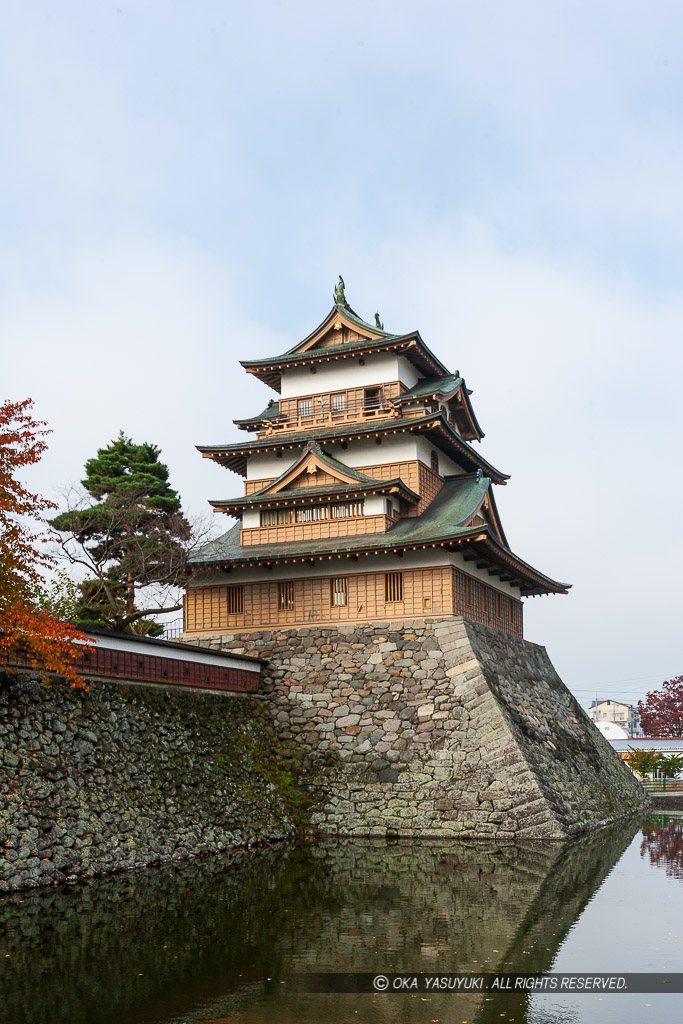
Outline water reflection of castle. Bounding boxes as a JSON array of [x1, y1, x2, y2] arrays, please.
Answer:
[[0, 821, 641, 1024]]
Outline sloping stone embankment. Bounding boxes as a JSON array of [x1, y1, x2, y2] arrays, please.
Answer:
[[201, 616, 648, 839]]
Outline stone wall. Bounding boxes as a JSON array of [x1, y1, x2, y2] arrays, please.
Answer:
[[198, 616, 649, 839], [0, 673, 301, 892]]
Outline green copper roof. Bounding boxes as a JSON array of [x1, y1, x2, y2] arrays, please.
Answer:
[[394, 373, 485, 440], [385, 473, 490, 543], [209, 441, 420, 509], [192, 474, 489, 566], [188, 472, 570, 595], [286, 302, 397, 353], [234, 401, 281, 427], [197, 412, 508, 483], [242, 333, 406, 367], [241, 330, 450, 377], [397, 374, 463, 401], [293, 440, 378, 484], [210, 478, 418, 509]]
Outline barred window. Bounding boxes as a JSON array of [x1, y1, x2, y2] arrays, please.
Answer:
[[291, 501, 364, 522], [385, 571, 403, 603], [331, 501, 363, 518], [330, 577, 348, 606], [278, 581, 295, 610], [485, 586, 496, 618], [226, 585, 243, 614], [431, 450, 439, 475], [331, 392, 346, 412], [260, 508, 295, 526], [298, 399, 312, 418], [296, 505, 329, 522]]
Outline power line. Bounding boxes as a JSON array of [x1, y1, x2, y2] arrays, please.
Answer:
[[572, 687, 656, 694], [573, 673, 674, 686]]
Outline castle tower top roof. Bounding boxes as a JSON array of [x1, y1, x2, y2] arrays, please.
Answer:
[[241, 283, 449, 391]]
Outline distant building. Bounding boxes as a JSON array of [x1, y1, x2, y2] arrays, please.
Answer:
[[589, 698, 642, 738], [595, 721, 628, 740], [609, 737, 683, 778]]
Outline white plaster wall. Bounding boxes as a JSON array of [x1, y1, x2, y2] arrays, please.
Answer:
[[246, 451, 299, 479], [414, 436, 465, 477], [447, 549, 519, 596], [245, 434, 469, 483], [363, 495, 387, 516], [246, 436, 424, 482], [280, 352, 420, 398], [242, 509, 260, 528], [76, 633, 259, 672], [396, 356, 420, 389], [325, 434, 421, 467], [193, 546, 521, 597]]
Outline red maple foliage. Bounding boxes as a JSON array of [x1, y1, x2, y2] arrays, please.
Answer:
[[637, 676, 683, 737], [640, 819, 683, 880], [0, 398, 91, 686]]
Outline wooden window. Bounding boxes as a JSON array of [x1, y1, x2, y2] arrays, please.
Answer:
[[298, 399, 312, 418], [260, 508, 295, 526], [431, 450, 439, 475], [465, 575, 471, 604], [278, 581, 295, 610], [331, 392, 346, 412], [331, 501, 363, 518], [296, 505, 330, 522], [486, 586, 496, 618], [364, 386, 383, 409], [385, 571, 403, 603], [330, 577, 348, 606], [226, 585, 243, 614]]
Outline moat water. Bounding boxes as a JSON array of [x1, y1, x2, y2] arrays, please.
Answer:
[[0, 815, 681, 1024]]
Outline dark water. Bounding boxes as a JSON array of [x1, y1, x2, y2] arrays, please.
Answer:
[[0, 815, 682, 1024]]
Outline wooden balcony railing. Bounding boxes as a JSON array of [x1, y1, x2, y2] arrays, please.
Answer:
[[258, 395, 427, 436]]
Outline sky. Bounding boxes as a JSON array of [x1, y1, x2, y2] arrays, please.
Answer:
[[3, 1, 683, 710]]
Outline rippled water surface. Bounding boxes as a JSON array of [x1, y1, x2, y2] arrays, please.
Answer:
[[1, 815, 682, 1024]]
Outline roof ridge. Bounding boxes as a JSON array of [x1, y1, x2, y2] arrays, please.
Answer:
[[241, 331, 422, 367], [209, 475, 421, 508]]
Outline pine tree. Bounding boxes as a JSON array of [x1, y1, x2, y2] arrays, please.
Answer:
[[51, 433, 192, 633]]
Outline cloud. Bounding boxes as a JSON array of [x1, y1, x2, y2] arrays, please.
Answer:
[[2, 238, 285, 517], [282, 221, 683, 698], [3, 223, 682, 706], [3, 0, 682, 708]]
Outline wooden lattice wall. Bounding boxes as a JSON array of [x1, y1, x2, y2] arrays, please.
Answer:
[[184, 565, 523, 637]]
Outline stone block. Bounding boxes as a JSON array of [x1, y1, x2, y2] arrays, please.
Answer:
[[207, 617, 650, 842], [336, 714, 360, 728]]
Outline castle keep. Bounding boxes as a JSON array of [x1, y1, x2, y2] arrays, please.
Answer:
[[184, 281, 568, 635], [183, 284, 647, 839]]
